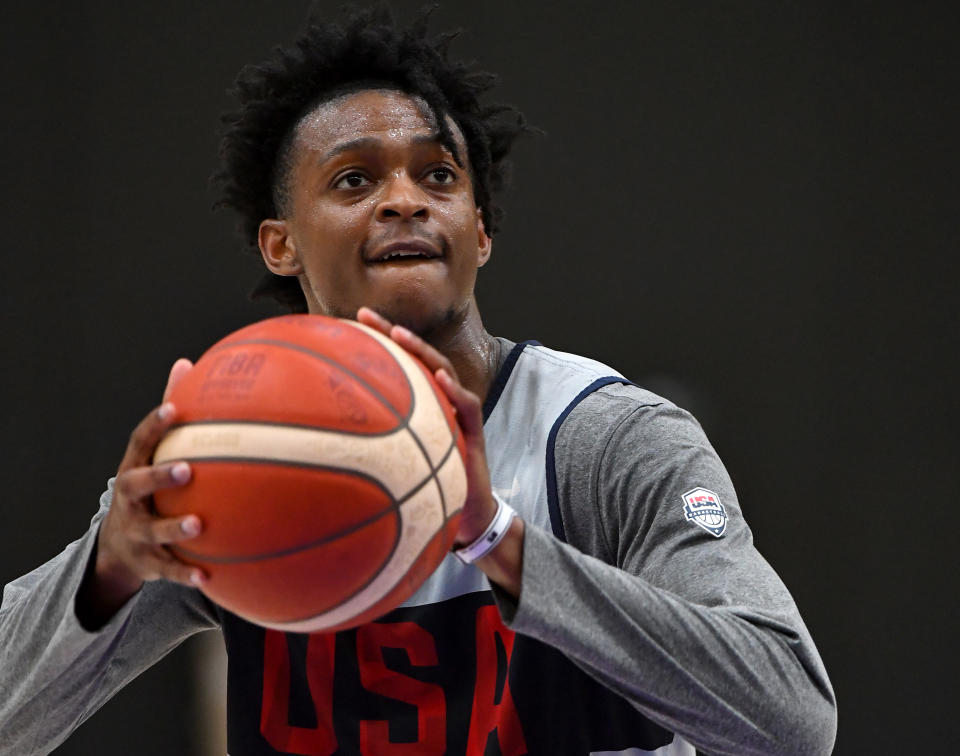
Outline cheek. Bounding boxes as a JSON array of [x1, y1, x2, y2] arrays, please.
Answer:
[[305, 203, 367, 242], [295, 211, 367, 301], [437, 200, 480, 248], [299, 206, 366, 265]]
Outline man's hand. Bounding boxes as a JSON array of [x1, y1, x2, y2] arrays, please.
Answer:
[[356, 307, 524, 597], [356, 307, 497, 543], [77, 359, 207, 627]]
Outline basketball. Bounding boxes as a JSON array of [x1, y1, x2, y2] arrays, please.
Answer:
[[152, 314, 467, 633]]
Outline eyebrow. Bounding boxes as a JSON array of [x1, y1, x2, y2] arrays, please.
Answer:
[[318, 132, 457, 165]]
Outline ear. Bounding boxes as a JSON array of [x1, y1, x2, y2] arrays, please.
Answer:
[[258, 219, 302, 276], [476, 209, 492, 268]]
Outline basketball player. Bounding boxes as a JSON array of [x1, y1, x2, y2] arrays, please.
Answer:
[[0, 6, 836, 755]]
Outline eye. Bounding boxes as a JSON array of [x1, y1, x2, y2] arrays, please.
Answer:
[[334, 171, 371, 190], [425, 166, 456, 185]]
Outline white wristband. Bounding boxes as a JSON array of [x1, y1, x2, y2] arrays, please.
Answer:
[[453, 492, 516, 565]]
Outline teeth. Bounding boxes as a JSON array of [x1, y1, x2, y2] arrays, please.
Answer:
[[382, 250, 429, 261]]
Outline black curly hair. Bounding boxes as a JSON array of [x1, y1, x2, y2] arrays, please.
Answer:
[[215, 3, 532, 312]]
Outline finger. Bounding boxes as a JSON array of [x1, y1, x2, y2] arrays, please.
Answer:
[[116, 461, 192, 503], [145, 547, 207, 587], [125, 505, 196, 548], [118, 403, 179, 472], [390, 324, 459, 382], [143, 512, 203, 546], [357, 308, 461, 382], [163, 358, 193, 402], [436, 368, 483, 438], [356, 306, 393, 336]]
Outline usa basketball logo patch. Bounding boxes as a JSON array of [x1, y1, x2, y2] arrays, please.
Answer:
[[682, 487, 727, 537]]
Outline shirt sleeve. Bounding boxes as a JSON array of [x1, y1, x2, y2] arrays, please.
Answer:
[[492, 384, 837, 756], [0, 479, 220, 756]]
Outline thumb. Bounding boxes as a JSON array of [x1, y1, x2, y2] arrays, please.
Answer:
[[162, 358, 193, 402]]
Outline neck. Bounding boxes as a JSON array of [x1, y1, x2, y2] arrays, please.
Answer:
[[423, 297, 498, 403]]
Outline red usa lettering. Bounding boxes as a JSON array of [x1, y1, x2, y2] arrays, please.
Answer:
[[261, 632, 337, 755], [259, 607, 527, 755], [357, 622, 446, 755]]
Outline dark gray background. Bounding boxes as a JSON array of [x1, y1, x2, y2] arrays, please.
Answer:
[[1, 1, 956, 754]]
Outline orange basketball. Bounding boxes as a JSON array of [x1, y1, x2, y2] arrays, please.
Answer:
[[152, 314, 466, 633]]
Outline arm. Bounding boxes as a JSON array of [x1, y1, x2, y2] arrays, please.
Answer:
[[0, 359, 220, 755], [355, 309, 835, 755], [498, 388, 837, 756], [78, 358, 207, 628], [0, 482, 219, 756]]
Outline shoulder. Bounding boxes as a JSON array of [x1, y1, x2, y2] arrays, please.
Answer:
[[489, 337, 712, 469], [552, 380, 741, 567], [557, 381, 710, 464]]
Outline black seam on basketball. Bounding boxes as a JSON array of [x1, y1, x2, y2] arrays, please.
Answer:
[[182, 441, 454, 509], [209, 337, 415, 425], [383, 356, 453, 524], [189, 327, 462, 622], [392, 432, 456, 506], [345, 428, 461, 629], [164, 418, 408, 438], [275, 497, 405, 626], [277, 515, 449, 626], [214, 336, 449, 525], [205, 333, 455, 527], [166, 449, 452, 562], [397, 438, 450, 508], [168, 455, 398, 498], [398, 424, 446, 526], [174, 444, 458, 625], [170, 502, 398, 564], [409, 357, 452, 522]]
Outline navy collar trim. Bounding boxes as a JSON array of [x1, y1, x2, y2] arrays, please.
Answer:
[[482, 340, 542, 423]]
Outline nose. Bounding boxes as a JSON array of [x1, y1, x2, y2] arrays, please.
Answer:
[[375, 172, 428, 222]]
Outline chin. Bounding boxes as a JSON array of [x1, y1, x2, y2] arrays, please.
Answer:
[[378, 299, 461, 341]]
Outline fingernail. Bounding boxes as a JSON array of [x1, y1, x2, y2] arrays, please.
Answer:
[[393, 325, 412, 339], [158, 402, 175, 421], [180, 515, 201, 536], [189, 570, 205, 586], [171, 462, 191, 483]]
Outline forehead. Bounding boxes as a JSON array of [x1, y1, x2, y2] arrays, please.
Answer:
[[292, 89, 460, 162]]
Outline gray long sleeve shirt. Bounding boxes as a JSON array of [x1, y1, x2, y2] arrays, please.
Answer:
[[0, 338, 836, 755]]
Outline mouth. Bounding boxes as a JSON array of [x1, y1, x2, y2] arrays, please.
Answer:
[[366, 239, 444, 264]]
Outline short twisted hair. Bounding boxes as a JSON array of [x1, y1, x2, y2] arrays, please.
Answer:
[[215, 4, 532, 311]]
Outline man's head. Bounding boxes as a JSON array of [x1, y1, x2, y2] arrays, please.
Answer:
[[216, 4, 530, 324]]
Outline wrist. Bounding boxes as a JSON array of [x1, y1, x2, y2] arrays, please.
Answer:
[[94, 536, 143, 596], [94, 557, 144, 603], [473, 516, 525, 599], [77, 536, 143, 630], [453, 492, 516, 565], [452, 493, 525, 599]]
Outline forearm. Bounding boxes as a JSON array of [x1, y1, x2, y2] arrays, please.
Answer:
[[0, 525, 135, 754], [0, 489, 218, 755], [75, 528, 145, 631], [494, 526, 837, 756]]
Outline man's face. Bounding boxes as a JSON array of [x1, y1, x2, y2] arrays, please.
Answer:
[[259, 89, 491, 336]]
